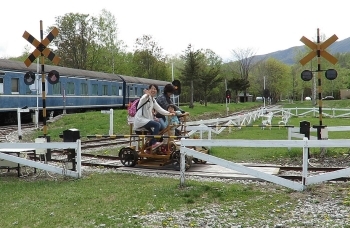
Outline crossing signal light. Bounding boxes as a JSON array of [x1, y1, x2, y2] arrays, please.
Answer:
[[172, 80, 181, 95], [24, 71, 35, 85], [48, 70, 59, 84], [225, 89, 231, 99], [301, 70, 313, 81], [325, 69, 337, 80]]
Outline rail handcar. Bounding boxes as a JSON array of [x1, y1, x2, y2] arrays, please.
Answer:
[[0, 59, 169, 124]]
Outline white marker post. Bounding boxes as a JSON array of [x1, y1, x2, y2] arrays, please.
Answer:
[[17, 107, 30, 140], [101, 109, 114, 135]]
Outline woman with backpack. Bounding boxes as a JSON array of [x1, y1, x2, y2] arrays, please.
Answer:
[[133, 84, 174, 149]]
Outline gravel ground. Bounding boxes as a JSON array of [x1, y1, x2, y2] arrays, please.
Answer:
[[4, 128, 350, 228]]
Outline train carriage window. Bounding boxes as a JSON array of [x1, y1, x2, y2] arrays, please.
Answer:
[[129, 87, 134, 96], [81, 83, 88, 95], [52, 82, 61, 95], [11, 78, 19, 94], [112, 85, 117, 95], [118, 86, 122, 96], [92, 84, 98, 95], [0, 77, 3, 94], [102, 85, 108, 96], [66, 82, 75, 95]]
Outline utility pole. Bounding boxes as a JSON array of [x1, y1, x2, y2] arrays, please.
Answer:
[[263, 76, 266, 109], [225, 78, 228, 116]]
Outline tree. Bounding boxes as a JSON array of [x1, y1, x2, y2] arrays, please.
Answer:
[[227, 78, 250, 103], [231, 48, 256, 102], [50, 13, 94, 69], [88, 9, 124, 73], [49, 9, 127, 74], [133, 35, 169, 80], [180, 44, 202, 108], [258, 58, 291, 103], [197, 49, 222, 106]]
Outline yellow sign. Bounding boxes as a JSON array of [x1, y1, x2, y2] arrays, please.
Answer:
[[22, 27, 61, 67], [299, 34, 338, 66]]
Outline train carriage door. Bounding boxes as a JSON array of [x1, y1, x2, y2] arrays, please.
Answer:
[[0, 73, 4, 94], [118, 86, 122, 96]]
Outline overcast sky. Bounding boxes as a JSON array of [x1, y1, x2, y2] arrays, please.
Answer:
[[1, 0, 348, 62]]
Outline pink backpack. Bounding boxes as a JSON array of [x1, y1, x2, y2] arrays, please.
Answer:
[[128, 98, 149, 117]]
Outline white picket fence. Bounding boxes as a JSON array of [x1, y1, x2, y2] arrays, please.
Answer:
[[179, 138, 350, 191]]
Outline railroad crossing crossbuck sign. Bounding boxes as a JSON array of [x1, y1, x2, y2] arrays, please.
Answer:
[[299, 34, 338, 66], [22, 27, 61, 67]]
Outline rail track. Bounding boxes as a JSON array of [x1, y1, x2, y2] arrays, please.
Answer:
[[81, 138, 129, 149], [0, 123, 36, 142], [44, 149, 350, 182]]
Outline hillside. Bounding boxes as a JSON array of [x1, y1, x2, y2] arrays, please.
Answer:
[[255, 37, 350, 65]]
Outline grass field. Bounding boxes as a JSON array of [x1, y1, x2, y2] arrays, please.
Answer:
[[1, 100, 350, 227]]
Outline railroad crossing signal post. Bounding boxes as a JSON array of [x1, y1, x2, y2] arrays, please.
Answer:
[[22, 20, 61, 137], [299, 28, 338, 140]]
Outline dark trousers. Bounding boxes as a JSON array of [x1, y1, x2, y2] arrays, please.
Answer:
[[143, 120, 161, 145]]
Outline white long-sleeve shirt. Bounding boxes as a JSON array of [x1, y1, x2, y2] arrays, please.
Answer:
[[132, 94, 170, 130]]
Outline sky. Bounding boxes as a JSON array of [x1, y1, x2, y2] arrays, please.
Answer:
[[1, 0, 349, 62]]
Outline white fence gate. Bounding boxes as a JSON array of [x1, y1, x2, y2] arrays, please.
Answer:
[[0, 141, 82, 178], [179, 138, 350, 191]]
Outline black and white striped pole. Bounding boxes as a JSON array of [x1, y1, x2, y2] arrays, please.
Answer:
[[22, 20, 61, 137]]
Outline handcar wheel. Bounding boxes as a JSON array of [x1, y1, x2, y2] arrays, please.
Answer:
[[193, 158, 205, 164], [119, 147, 138, 167], [169, 142, 177, 153], [202, 146, 209, 154], [170, 150, 192, 171]]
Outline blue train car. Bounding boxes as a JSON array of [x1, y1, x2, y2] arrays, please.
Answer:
[[0, 59, 169, 123]]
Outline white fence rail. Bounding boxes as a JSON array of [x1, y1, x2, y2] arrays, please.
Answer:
[[0, 141, 82, 178], [184, 109, 268, 137], [183, 106, 350, 139], [179, 138, 350, 191], [269, 107, 350, 118], [287, 126, 350, 149]]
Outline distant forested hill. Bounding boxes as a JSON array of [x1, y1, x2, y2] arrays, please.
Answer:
[[254, 37, 350, 65]]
